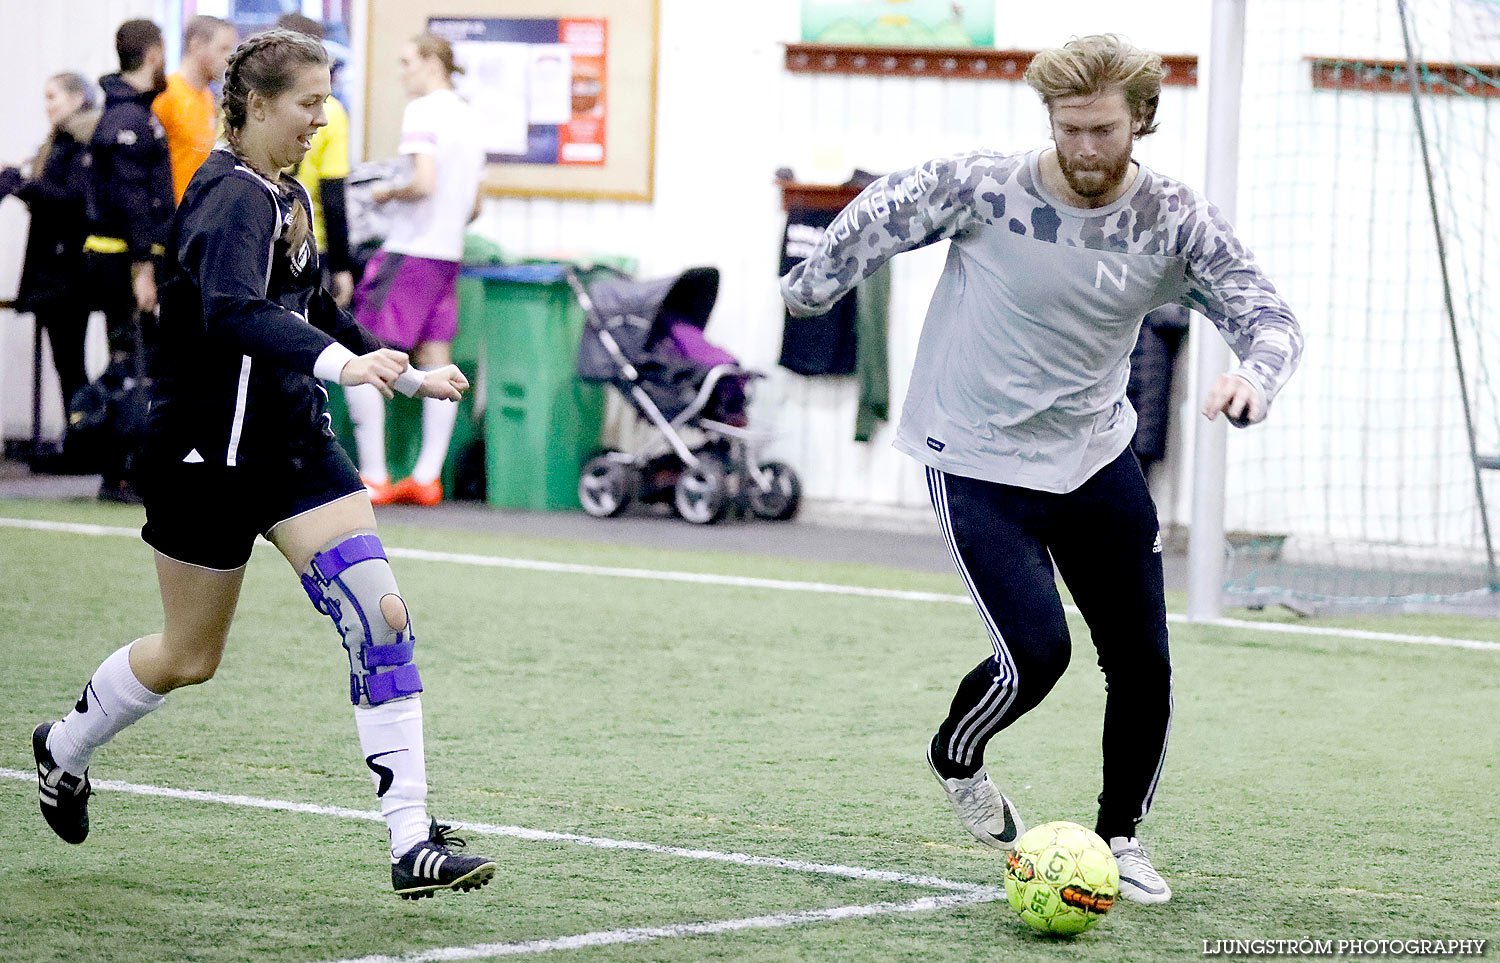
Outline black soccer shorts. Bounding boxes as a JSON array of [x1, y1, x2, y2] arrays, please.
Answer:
[[139, 438, 365, 571]]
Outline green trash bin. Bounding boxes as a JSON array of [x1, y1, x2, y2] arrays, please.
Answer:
[[463, 262, 607, 511]]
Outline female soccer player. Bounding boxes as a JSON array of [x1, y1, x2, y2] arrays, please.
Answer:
[[32, 29, 496, 900]]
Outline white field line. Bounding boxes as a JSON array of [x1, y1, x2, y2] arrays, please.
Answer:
[[0, 768, 982, 894], [308, 890, 1004, 963], [2, 516, 1497, 652]]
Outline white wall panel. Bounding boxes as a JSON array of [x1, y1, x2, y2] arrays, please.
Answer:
[[461, 0, 1213, 512]]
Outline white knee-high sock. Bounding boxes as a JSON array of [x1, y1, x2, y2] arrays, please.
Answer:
[[411, 398, 459, 485], [344, 383, 389, 483], [48, 641, 166, 776], [354, 697, 430, 857]]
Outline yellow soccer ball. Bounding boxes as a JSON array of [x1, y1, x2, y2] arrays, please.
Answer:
[[1004, 821, 1120, 936]]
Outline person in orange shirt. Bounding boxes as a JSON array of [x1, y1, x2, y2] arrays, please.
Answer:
[[152, 15, 236, 202]]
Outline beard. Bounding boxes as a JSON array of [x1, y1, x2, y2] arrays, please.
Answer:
[[1057, 145, 1133, 199], [150, 65, 168, 96]]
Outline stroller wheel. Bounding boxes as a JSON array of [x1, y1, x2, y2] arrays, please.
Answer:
[[579, 453, 637, 518], [748, 461, 802, 521], [673, 457, 730, 525]]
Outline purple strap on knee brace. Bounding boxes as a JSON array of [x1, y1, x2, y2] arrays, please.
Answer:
[[300, 573, 325, 604], [363, 663, 423, 703], [310, 534, 387, 584], [300, 574, 340, 618], [363, 641, 415, 667]]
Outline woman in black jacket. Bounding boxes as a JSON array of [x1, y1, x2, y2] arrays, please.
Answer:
[[1, 72, 99, 420]]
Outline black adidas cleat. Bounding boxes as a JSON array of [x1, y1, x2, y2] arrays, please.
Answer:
[[33, 722, 91, 844], [391, 820, 497, 900]]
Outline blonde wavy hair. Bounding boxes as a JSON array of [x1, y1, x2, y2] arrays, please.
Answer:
[[1023, 35, 1166, 137]]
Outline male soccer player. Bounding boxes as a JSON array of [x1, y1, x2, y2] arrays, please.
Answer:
[[781, 34, 1303, 904]]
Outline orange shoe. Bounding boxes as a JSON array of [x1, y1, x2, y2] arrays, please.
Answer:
[[362, 475, 398, 506], [390, 476, 443, 506]]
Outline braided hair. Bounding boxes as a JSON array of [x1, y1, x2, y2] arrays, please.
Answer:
[[222, 28, 329, 149], [221, 28, 329, 254]]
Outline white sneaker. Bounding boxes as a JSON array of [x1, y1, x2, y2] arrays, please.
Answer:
[[926, 742, 1024, 849], [1110, 836, 1172, 904]]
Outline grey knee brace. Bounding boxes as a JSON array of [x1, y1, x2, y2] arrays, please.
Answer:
[[299, 533, 423, 706]]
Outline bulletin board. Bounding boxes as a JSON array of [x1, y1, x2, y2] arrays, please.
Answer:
[[365, 0, 658, 201]]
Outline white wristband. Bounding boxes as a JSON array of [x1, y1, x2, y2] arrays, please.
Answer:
[[394, 365, 425, 398], [313, 342, 358, 382]]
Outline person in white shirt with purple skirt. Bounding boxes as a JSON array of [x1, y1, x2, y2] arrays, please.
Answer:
[[348, 31, 485, 507]]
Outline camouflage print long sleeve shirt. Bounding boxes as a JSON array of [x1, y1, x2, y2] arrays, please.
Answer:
[[780, 148, 1303, 493]]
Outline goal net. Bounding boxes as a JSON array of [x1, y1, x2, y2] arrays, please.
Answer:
[[1220, 0, 1500, 613]]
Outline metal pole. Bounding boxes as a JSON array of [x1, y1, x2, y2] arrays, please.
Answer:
[[1187, 0, 1247, 620], [1395, 0, 1499, 591], [31, 314, 44, 460]]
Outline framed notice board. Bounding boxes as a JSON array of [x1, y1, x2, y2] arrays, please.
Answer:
[[365, 0, 659, 200]]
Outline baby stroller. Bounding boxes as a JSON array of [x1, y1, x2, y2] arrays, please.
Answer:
[[570, 266, 801, 524]]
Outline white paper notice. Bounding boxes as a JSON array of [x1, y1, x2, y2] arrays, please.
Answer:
[[453, 40, 531, 156], [527, 44, 573, 126]]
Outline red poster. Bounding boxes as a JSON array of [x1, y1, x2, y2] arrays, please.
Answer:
[[557, 18, 607, 166]]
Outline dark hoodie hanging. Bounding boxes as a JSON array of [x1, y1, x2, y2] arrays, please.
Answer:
[[778, 205, 857, 376]]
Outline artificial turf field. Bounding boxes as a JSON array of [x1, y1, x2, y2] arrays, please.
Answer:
[[2, 497, 1497, 963]]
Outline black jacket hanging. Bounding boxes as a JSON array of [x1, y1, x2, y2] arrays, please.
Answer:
[[778, 206, 856, 376]]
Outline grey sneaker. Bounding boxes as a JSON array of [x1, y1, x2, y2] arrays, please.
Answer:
[[1110, 836, 1171, 904], [926, 740, 1024, 850]]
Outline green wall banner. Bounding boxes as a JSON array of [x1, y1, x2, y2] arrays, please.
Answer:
[[800, 0, 995, 47]]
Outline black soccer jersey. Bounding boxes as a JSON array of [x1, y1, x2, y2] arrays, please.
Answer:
[[151, 149, 381, 468]]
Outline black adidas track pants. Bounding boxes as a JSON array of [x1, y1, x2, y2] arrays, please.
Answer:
[[925, 448, 1172, 841]]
